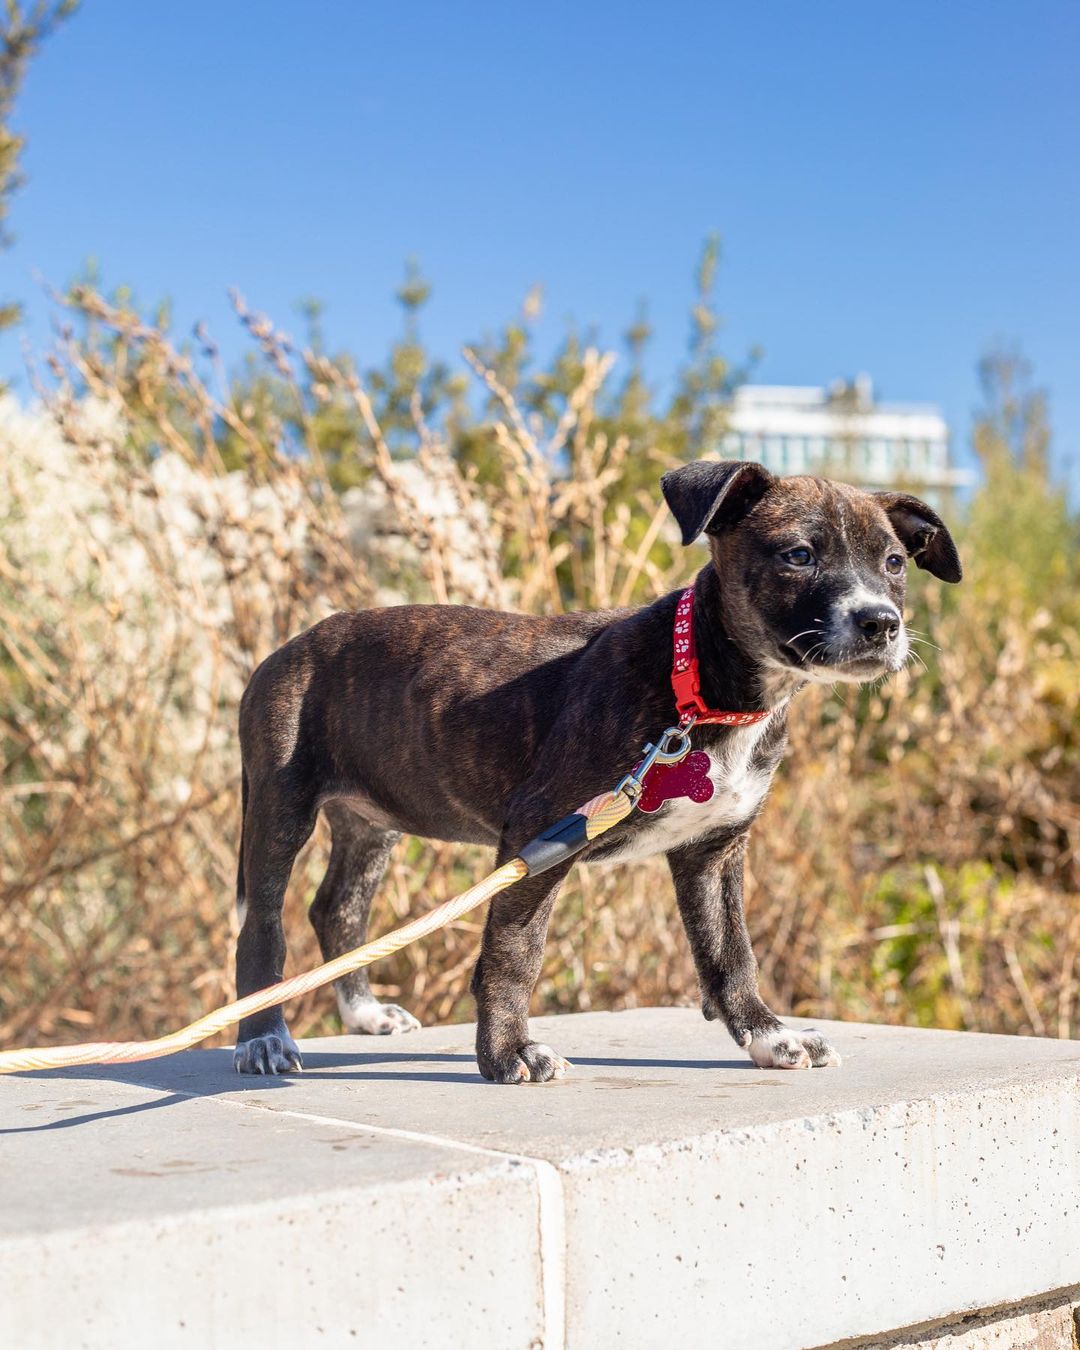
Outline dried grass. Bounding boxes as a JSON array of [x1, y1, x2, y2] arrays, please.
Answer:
[[1, 290, 1077, 1050]]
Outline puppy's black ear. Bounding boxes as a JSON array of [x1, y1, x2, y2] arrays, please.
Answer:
[[874, 492, 962, 583], [661, 460, 774, 546]]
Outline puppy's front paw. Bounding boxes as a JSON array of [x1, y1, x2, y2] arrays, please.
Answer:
[[479, 1041, 572, 1085], [234, 1030, 304, 1075], [338, 993, 421, 1036], [741, 1025, 841, 1070]]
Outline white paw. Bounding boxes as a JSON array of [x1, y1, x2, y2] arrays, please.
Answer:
[[337, 992, 421, 1036], [742, 1026, 841, 1070]]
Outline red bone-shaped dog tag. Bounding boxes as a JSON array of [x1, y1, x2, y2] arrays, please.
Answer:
[[636, 750, 715, 814]]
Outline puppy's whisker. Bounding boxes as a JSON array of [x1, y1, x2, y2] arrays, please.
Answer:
[[903, 643, 930, 672]]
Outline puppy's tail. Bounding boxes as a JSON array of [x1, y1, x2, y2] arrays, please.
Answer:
[[236, 765, 249, 916]]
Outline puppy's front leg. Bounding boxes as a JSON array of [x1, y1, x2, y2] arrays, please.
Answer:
[[667, 835, 840, 1070], [471, 854, 574, 1085]]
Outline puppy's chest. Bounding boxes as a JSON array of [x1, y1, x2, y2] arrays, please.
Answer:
[[597, 725, 777, 865]]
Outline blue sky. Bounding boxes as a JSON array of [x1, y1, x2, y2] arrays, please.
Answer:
[[3, 2, 1078, 484]]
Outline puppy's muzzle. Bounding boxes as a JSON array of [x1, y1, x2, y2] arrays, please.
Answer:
[[785, 596, 908, 681]]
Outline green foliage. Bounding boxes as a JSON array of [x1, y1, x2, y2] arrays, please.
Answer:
[[966, 349, 1080, 624], [56, 237, 758, 607], [212, 237, 752, 497], [866, 862, 999, 1028]]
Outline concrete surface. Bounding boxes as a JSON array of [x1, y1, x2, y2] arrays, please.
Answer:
[[2, 1008, 1080, 1349]]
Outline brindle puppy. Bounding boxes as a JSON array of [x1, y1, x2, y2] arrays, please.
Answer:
[[233, 460, 960, 1079]]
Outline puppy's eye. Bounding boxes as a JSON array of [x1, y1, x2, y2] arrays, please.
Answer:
[[885, 553, 905, 575], [781, 547, 814, 567]]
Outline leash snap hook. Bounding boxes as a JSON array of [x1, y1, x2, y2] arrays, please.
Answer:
[[615, 720, 695, 801], [655, 721, 694, 764]]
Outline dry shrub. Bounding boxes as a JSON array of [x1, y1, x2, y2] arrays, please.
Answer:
[[1, 291, 1076, 1050]]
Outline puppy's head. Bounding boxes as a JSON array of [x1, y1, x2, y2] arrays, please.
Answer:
[[662, 460, 961, 686]]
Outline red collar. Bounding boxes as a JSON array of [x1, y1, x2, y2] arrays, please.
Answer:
[[671, 587, 771, 729]]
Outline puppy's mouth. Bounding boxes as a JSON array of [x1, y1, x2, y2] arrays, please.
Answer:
[[781, 632, 906, 682]]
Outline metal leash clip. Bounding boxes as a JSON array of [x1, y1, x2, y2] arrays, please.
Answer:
[[615, 715, 697, 804]]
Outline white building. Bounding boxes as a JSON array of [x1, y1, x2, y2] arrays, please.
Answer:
[[722, 375, 975, 500]]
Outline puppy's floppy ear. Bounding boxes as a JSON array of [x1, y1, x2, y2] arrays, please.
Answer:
[[874, 492, 962, 583], [661, 460, 774, 546]]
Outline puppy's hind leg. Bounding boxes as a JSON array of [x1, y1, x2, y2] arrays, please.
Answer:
[[233, 772, 316, 1075], [308, 802, 419, 1035]]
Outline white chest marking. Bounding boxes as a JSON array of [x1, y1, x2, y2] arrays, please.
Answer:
[[596, 720, 776, 865]]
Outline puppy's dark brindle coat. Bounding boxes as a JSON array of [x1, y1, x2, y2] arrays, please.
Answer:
[[233, 461, 961, 1078]]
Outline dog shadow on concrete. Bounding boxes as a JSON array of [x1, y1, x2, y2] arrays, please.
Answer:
[[1, 1044, 759, 1135]]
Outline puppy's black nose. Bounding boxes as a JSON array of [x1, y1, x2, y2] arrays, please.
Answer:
[[852, 605, 901, 644]]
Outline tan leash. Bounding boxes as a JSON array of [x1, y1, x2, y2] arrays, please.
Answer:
[[0, 724, 695, 1075]]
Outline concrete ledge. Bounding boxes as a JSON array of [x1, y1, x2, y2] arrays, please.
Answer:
[[3, 1009, 1079, 1349]]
